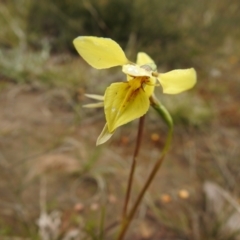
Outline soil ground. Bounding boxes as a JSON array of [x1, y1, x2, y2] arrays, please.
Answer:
[[0, 58, 240, 239]]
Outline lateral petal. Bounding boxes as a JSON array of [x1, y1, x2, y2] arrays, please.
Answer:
[[73, 36, 129, 69], [96, 123, 114, 145], [158, 68, 197, 94], [85, 94, 104, 101], [104, 82, 149, 132]]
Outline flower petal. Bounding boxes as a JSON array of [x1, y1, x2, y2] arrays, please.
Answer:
[[137, 52, 154, 65], [96, 123, 114, 145], [137, 52, 157, 71], [85, 94, 104, 101], [73, 36, 129, 69], [122, 64, 151, 77], [158, 68, 197, 94], [104, 82, 149, 132]]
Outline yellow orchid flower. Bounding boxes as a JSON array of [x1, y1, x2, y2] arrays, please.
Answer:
[[73, 36, 197, 145]]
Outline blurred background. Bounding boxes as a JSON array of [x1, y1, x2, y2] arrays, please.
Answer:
[[0, 0, 240, 239]]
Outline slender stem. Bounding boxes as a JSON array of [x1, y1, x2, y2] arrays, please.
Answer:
[[117, 96, 173, 240], [117, 127, 172, 240], [122, 115, 145, 220], [117, 156, 165, 240]]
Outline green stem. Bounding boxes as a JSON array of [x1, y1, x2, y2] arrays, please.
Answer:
[[122, 116, 145, 220], [117, 95, 173, 240]]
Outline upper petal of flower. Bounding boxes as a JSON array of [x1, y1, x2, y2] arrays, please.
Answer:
[[104, 82, 150, 132], [158, 68, 197, 94], [73, 36, 129, 69], [137, 52, 155, 65], [136, 52, 156, 70], [122, 64, 152, 77]]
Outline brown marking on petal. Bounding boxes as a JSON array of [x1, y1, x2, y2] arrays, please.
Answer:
[[113, 78, 148, 118]]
